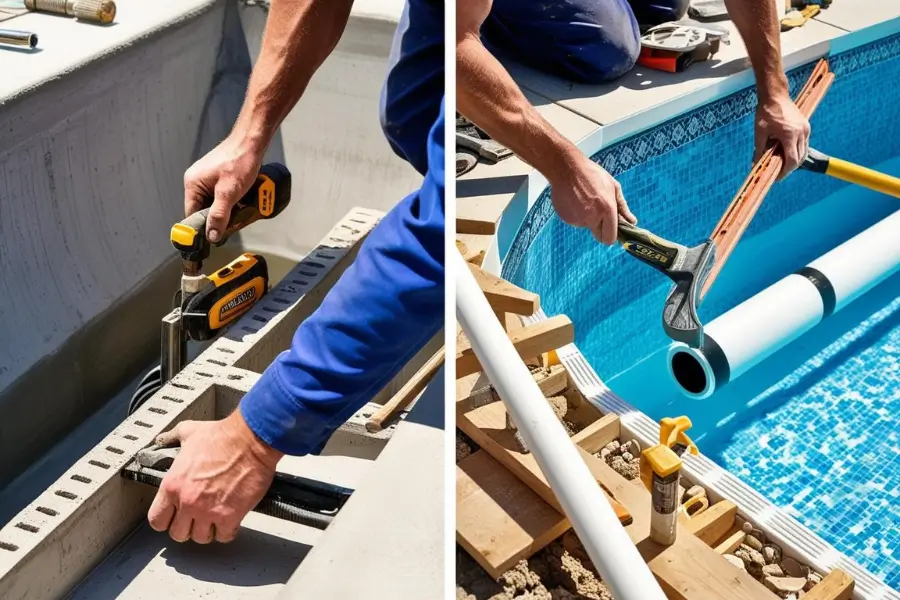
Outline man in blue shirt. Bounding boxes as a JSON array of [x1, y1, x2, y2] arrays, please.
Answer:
[[147, 0, 445, 544]]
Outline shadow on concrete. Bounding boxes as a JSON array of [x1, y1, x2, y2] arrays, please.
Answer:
[[70, 523, 312, 599], [458, 174, 527, 199]]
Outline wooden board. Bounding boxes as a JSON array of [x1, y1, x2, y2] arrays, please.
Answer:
[[457, 399, 778, 600], [456, 233, 489, 266], [456, 401, 631, 523], [457, 217, 498, 236], [456, 315, 574, 379], [713, 526, 746, 555], [570, 413, 620, 454], [469, 263, 539, 316], [456, 412, 623, 580], [684, 501, 737, 546], [802, 570, 853, 600], [457, 451, 569, 579]]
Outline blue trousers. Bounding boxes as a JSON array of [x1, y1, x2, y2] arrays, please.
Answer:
[[483, 0, 641, 83]]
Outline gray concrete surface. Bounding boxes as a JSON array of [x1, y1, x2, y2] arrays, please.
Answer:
[[67, 453, 375, 600], [0, 0, 229, 488], [279, 367, 445, 600]]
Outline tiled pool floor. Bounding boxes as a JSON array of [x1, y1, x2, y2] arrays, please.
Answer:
[[709, 272, 900, 588]]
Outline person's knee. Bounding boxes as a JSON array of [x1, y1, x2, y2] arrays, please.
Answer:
[[572, 26, 640, 83], [485, 0, 641, 84]]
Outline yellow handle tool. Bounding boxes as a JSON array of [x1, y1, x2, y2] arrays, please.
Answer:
[[802, 148, 900, 198]]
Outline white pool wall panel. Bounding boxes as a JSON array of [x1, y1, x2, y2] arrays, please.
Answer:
[[669, 207, 900, 398]]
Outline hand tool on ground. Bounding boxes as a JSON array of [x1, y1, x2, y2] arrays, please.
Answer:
[[456, 114, 513, 176], [129, 164, 292, 414], [640, 416, 697, 546], [121, 443, 352, 530], [23, 0, 115, 23], [616, 59, 834, 349], [0, 27, 36, 47], [801, 147, 900, 198]]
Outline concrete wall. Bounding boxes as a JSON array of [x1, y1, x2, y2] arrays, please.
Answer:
[[0, 0, 412, 489], [234, 3, 419, 260], [0, 1, 229, 487]]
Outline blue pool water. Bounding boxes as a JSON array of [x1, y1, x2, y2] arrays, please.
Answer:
[[505, 32, 900, 589]]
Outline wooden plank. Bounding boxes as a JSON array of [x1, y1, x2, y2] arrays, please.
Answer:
[[456, 233, 489, 266], [685, 501, 738, 546], [366, 348, 445, 432], [457, 451, 569, 579], [533, 364, 567, 398], [457, 399, 778, 600], [802, 570, 854, 600], [456, 315, 574, 379], [457, 401, 632, 525], [571, 413, 620, 454], [713, 526, 746, 555], [457, 216, 497, 236], [469, 263, 539, 316]]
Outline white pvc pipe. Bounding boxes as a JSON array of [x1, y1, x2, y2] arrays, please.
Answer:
[[456, 252, 666, 600], [669, 208, 900, 399]]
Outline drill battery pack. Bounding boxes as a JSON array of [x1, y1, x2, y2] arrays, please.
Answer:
[[182, 253, 269, 341]]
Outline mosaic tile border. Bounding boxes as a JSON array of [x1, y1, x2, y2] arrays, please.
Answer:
[[501, 30, 900, 284]]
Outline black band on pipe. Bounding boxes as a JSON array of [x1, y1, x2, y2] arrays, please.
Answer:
[[702, 334, 730, 388], [796, 266, 836, 318]]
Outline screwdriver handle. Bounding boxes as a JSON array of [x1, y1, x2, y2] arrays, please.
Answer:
[[170, 163, 292, 262]]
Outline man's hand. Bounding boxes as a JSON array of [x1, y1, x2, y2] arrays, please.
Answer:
[[755, 95, 811, 179], [550, 156, 637, 245], [147, 411, 282, 544], [183, 135, 265, 243]]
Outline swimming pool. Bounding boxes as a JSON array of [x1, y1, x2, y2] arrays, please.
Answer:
[[503, 30, 900, 594]]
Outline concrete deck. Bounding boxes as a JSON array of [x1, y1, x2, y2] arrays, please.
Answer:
[[279, 368, 445, 599]]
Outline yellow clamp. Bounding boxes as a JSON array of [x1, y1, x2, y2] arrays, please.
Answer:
[[640, 416, 698, 492]]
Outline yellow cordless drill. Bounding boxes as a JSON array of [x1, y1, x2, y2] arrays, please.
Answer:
[[129, 163, 292, 414]]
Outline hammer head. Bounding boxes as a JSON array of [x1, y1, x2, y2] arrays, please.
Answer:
[[661, 241, 715, 348]]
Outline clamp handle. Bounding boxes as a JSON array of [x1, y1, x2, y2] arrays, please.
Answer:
[[659, 416, 698, 456]]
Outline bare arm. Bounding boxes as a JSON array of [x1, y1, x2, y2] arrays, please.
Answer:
[[456, 0, 582, 178], [725, 0, 810, 177], [456, 0, 634, 244], [234, 0, 354, 153], [185, 0, 355, 240]]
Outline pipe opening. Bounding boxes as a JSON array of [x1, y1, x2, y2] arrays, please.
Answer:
[[671, 351, 708, 395]]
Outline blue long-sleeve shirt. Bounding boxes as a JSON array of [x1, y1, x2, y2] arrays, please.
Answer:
[[239, 102, 445, 455]]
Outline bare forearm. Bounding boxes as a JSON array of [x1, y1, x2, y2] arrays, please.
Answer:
[[725, 0, 789, 101], [457, 36, 585, 183], [235, 0, 354, 151]]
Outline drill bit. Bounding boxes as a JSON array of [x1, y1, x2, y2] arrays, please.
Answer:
[[24, 0, 116, 23]]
